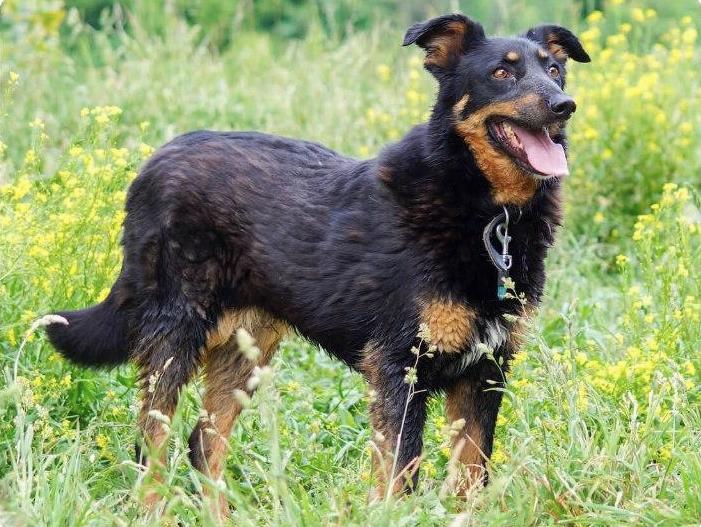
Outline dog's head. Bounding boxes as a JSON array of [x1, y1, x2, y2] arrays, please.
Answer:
[[404, 14, 590, 205]]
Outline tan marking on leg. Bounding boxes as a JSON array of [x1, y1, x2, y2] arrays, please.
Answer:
[[194, 308, 290, 520], [137, 376, 179, 512], [367, 399, 395, 500], [205, 312, 238, 350], [192, 342, 247, 521], [444, 381, 486, 495], [454, 94, 541, 205], [367, 397, 420, 500], [420, 300, 476, 353], [359, 340, 381, 385], [133, 333, 202, 514], [360, 341, 392, 497], [360, 342, 420, 499]]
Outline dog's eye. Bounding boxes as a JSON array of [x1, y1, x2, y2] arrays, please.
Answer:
[[492, 68, 512, 80], [548, 66, 560, 79]]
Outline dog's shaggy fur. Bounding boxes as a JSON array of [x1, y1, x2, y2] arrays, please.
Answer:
[[47, 13, 589, 512]]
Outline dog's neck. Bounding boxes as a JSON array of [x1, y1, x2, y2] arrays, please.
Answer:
[[377, 123, 562, 307]]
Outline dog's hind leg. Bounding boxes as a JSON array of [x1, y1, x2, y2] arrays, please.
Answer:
[[188, 308, 289, 520], [133, 311, 207, 513]]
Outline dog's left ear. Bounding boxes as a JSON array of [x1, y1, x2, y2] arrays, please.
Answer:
[[524, 25, 591, 63], [403, 14, 486, 75]]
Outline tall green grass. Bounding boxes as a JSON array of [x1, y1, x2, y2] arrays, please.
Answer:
[[1, 2, 700, 525]]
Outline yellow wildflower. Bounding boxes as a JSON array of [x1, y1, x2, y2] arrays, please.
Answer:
[[139, 143, 155, 158], [95, 434, 109, 450], [376, 64, 390, 81], [586, 11, 603, 24], [24, 149, 38, 165]]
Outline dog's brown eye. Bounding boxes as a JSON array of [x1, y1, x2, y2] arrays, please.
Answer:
[[492, 68, 512, 80], [548, 66, 560, 79]]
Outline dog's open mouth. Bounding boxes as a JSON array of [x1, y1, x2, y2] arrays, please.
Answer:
[[488, 120, 569, 178]]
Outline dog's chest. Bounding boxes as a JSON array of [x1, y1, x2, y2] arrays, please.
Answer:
[[440, 315, 512, 377], [420, 297, 516, 379]]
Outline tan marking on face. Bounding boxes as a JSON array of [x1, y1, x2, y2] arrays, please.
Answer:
[[420, 300, 476, 353], [546, 120, 566, 139], [424, 21, 467, 69], [537, 47, 549, 59], [505, 51, 520, 63], [453, 94, 470, 120], [454, 94, 541, 205]]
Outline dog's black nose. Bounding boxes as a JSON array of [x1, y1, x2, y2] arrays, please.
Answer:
[[549, 95, 577, 119]]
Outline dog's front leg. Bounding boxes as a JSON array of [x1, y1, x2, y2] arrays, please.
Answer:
[[443, 359, 505, 496], [366, 372, 429, 501]]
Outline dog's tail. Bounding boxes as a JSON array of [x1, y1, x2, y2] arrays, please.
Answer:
[[46, 282, 131, 367]]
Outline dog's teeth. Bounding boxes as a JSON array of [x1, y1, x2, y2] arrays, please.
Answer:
[[502, 123, 522, 150]]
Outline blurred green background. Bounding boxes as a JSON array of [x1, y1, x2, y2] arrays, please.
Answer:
[[59, 0, 701, 41], [3, 0, 699, 49]]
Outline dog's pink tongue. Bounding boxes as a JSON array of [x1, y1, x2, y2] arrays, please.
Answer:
[[511, 123, 569, 177]]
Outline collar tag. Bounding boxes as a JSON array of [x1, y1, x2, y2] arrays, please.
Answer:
[[482, 207, 513, 300]]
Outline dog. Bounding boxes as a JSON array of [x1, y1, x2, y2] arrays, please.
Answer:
[[46, 13, 589, 514]]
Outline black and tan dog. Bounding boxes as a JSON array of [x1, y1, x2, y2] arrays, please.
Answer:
[[47, 13, 589, 513]]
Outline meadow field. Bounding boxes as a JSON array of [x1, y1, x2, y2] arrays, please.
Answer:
[[1, 1, 700, 525]]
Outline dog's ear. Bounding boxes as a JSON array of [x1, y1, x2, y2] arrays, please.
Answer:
[[523, 25, 591, 63], [403, 14, 486, 74]]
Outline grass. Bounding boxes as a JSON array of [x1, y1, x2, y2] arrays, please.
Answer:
[[1, 2, 701, 525]]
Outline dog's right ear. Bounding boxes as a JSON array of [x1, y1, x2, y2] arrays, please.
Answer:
[[403, 14, 486, 75]]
